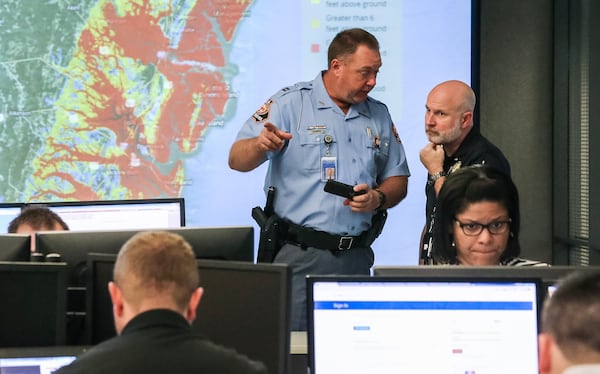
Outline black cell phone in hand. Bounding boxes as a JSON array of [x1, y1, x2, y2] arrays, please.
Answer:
[[324, 180, 367, 199]]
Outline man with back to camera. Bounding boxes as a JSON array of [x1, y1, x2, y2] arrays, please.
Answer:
[[419, 80, 511, 264], [55, 230, 267, 374], [538, 270, 600, 374], [229, 28, 410, 331], [8, 206, 69, 251]]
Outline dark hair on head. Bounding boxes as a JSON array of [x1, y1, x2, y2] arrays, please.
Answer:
[[541, 270, 600, 360], [8, 206, 70, 233], [327, 28, 379, 67], [431, 165, 520, 264]]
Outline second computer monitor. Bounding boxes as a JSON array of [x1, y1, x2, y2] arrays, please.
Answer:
[[372, 265, 600, 298], [25, 198, 185, 231], [0, 234, 31, 262], [35, 226, 254, 286], [193, 259, 291, 374], [0, 262, 68, 347]]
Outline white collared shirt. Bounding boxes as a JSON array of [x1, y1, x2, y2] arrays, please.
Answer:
[[563, 364, 600, 374]]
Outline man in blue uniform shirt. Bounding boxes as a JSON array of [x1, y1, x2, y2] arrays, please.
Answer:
[[229, 28, 410, 331]]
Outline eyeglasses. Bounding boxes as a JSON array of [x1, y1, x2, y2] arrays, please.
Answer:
[[454, 218, 512, 236]]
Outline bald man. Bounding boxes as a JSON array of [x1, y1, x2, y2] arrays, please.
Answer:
[[419, 80, 511, 264]]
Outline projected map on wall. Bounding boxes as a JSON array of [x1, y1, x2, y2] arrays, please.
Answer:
[[0, 0, 249, 200], [0, 0, 471, 265]]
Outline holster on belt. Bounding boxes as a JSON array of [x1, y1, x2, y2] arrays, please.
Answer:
[[364, 209, 387, 246], [252, 186, 284, 263]]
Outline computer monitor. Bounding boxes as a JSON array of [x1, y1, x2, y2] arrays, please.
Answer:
[[0, 234, 31, 261], [35, 226, 254, 286], [0, 203, 24, 232], [193, 260, 290, 374], [307, 275, 542, 374], [0, 262, 68, 347], [25, 198, 185, 231], [85, 254, 117, 344], [372, 265, 600, 299], [86, 255, 290, 374], [37, 226, 254, 345], [0, 346, 88, 373]]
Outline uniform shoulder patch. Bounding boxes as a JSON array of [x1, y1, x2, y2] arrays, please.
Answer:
[[252, 99, 273, 123], [392, 123, 402, 144]]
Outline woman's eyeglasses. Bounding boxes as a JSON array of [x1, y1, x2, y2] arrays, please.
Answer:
[[454, 218, 512, 236]]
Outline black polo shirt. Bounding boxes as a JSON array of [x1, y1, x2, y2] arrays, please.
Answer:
[[421, 127, 511, 262], [55, 309, 268, 374]]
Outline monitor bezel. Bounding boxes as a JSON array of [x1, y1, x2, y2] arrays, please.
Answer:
[[0, 345, 89, 358]]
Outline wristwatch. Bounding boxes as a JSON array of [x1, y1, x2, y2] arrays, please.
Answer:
[[375, 189, 386, 210], [427, 170, 447, 185]]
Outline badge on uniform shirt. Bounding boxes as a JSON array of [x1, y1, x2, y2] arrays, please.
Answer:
[[252, 99, 272, 123], [449, 161, 462, 175], [307, 124, 327, 134], [321, 156, 337, 181]]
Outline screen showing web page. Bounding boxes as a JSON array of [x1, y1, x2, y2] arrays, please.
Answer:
[[310, 280, 540, 374], [0, 355, 76, 374], [48, 201, 182, 231]]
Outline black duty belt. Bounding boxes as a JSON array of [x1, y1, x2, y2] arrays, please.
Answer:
[[284, 221, 369, 251]]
